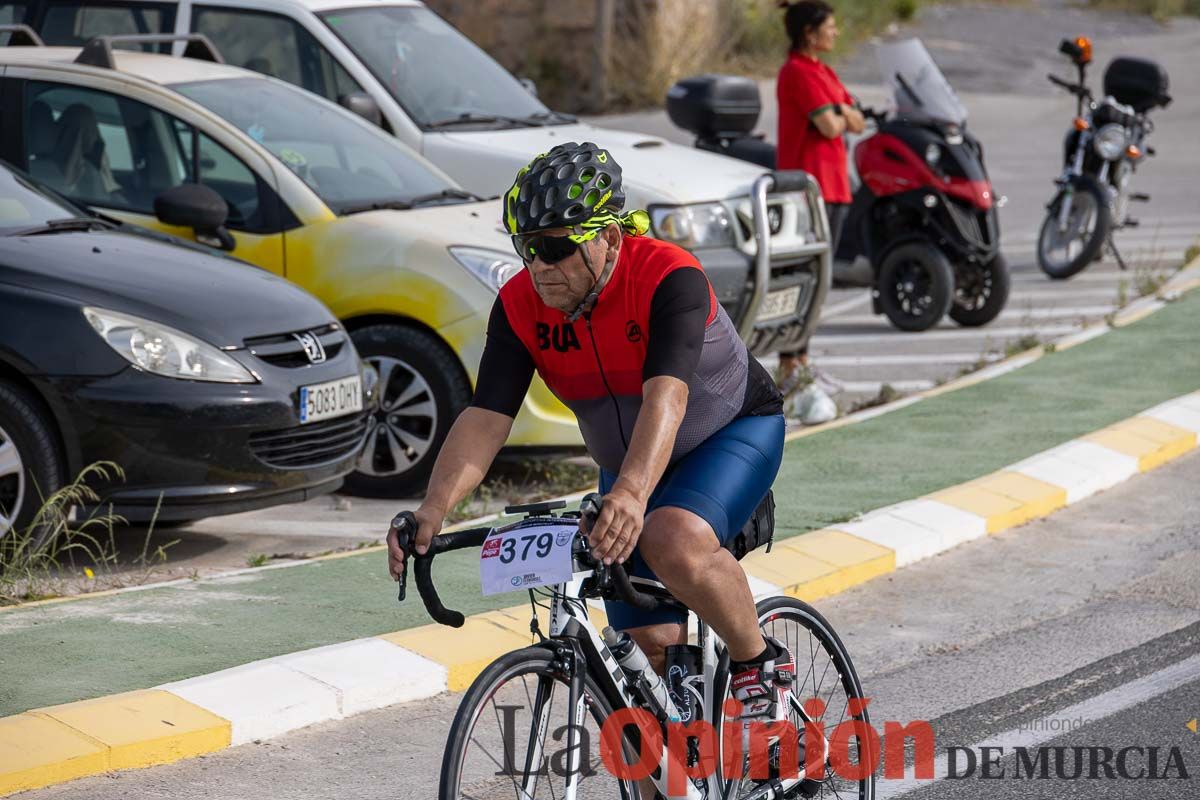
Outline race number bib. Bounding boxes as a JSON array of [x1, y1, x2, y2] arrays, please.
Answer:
[[480, 521, 577, 596]]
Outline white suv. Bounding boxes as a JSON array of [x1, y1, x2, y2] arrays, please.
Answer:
[[3, 0, 831, 356]]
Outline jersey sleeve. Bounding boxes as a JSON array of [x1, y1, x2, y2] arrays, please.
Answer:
[[644, 267, 710, 383], [469, 297, 535, 418]]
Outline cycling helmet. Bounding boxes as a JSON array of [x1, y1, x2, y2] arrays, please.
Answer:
[[504, 141, 626, 235]]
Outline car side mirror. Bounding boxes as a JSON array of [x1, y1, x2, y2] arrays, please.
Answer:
[[518, 77, 538, 97], [339, 91, 383, 128], [154, 184, 235, 251]]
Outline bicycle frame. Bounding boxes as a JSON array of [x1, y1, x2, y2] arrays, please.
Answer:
[[530, 568, 815, 800]]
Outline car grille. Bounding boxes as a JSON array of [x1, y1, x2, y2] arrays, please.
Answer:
[[248, 412, 369, 469], [244, 324, 346, 368]]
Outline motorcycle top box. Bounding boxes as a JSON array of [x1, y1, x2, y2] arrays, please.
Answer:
[[666, 74, 761, 138], [1102, 57, 1171, 113]]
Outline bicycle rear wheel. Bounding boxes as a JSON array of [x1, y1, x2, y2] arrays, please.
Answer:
[[439, 645, 643, 799], [714, 596, 875, 800]]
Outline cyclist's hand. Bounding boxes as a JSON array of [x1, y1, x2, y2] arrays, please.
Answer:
[[387, 505, 442, 580], [587, 487, 644, 566]]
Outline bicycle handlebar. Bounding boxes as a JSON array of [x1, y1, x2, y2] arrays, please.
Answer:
[[392, 493, 665, 627]]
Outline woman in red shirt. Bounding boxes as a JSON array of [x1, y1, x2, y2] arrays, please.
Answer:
[[775, 0, 864, 397]]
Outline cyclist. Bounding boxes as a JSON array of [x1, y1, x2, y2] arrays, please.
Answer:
[[387, 141, 796, 736]]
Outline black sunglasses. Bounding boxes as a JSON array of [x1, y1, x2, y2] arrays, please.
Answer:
[[512, 232, 580, 265]]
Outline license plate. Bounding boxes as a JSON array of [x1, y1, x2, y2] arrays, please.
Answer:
[[756, 286, 801, 322], [299, 375, 362, 424]]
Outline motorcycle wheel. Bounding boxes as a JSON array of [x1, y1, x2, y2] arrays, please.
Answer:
[[1037, 178, 1110, 280], [876, 241, 955, 332], [950, 254, 1010, 327]]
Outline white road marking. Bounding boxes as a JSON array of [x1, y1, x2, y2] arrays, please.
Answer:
[[878, 652, 1200, 797], [816, 353, 1004, 366], [837, 379, 937, 393], [811, 324, 1080, 346], [832, 306, 1111, 327]]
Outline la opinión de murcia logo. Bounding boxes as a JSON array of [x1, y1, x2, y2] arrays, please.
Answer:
[[489, 697, 1192, 795]]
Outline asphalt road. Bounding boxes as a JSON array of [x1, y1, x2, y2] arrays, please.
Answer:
[[597, 2, 1200, 407], [20, 444, 1200, 798]]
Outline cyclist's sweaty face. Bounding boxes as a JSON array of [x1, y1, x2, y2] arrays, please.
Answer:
[[526, 226, 619, 313]]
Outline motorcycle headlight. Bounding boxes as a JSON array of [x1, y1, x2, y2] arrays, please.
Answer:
[[449, 247, 523, 292], [649, 203, 734, 249], [924, 143, 942, 168], [1093, 124, 1127, 161], [83, 307, 256, 383]]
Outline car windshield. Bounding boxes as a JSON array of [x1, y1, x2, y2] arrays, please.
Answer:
[[172, 77, 459, 214], [0, 163, 93, 235], [319, 5, 564, 130]]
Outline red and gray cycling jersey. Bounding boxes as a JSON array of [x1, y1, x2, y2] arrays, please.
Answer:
[[471, 235, 782, 475]]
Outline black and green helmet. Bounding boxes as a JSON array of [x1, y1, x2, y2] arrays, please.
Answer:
[[503, 141, 626, 235]]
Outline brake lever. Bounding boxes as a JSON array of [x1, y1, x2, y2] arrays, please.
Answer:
[[391, 510, 418, 602]]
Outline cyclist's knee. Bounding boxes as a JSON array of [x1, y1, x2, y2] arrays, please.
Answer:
[[641, 507, 719, 582]]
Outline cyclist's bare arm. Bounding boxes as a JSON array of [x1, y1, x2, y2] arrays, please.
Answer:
[[387, 407, 512, 579], [590, 375, 688, 565]]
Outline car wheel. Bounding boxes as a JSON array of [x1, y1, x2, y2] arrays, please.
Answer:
[[344, 324, 471, 498], [876, 241, 955, 332], [0, 380, 63, 549]]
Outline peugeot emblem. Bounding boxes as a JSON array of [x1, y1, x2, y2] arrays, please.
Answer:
[[294, 331, 327, 364]]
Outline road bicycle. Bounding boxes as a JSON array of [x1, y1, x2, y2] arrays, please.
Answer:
[[393, 494, 874, 799]]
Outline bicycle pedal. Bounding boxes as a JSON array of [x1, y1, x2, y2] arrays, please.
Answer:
[[1129, 193, 1151, 202]]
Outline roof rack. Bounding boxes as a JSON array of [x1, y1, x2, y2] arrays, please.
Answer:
[[0, 25, 46, 47], [74, 34, 224, 70]]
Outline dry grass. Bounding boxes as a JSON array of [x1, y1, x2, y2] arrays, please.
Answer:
[[0, 463, 177, 605], [603, 0, 930, 111]]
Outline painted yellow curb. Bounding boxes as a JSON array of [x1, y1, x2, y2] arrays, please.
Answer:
[[0, 714, 107, 796], [32, 690, 230, 772], [1085, 418, 1197, 472], [742, 529, 895, 602], [930, 471, 1065, 534], [0, 690, 231, 796], [380, 615, 534, 692]]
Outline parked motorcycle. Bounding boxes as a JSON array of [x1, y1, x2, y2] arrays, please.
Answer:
[[1037, 36, 1171, 279], [668, 39, 1008, 332]]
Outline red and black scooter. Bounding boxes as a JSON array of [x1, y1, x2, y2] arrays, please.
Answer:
[[669, 38, 1008, 331]]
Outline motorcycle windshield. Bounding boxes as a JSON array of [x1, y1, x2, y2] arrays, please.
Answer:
[[876, 39, 967, 125]]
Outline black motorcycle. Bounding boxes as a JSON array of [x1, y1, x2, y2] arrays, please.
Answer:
[[668, 39, 1008, 332], [1037, 36, 1171, 279]]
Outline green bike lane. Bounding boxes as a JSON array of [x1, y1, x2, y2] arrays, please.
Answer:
[[2, 289, 1198, 717]]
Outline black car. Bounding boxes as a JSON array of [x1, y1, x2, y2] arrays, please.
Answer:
[[0, 164, 373, 537]]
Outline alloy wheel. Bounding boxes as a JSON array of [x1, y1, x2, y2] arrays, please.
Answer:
[[358, 355, 439, 477], [0, 423, 25, 537]]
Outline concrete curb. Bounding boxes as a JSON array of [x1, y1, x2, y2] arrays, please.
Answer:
[[4, 257, 1199, 794], [3, 389, 1198, 795]]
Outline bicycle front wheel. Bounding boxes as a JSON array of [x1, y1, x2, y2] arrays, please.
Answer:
[[439, 645, 644, 799], [715, 596, 875, 800]]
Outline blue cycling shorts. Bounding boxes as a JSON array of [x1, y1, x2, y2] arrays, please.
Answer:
[[598, 413, 785, 630]]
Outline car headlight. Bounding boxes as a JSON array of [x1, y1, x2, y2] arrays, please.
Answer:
[[650, 203, 734, 249], [83, 307, 256, 383], [1093, 124, 1127, 161], [449, 247, 523, 292]]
